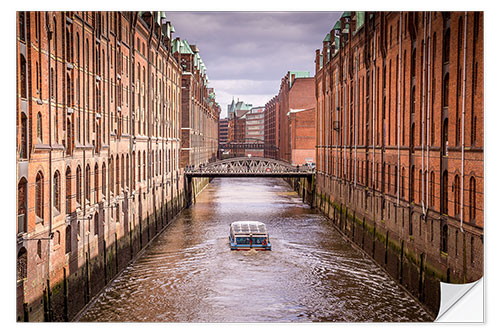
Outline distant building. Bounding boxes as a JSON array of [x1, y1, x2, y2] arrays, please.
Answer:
[[218, 117, 228, 158], [264, 96, 279, 159], [245, 107, 265, 157], [227, 98, 252, 157]]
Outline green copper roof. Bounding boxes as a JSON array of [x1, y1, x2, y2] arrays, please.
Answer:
[[355, 11, 365, 32], [323, 32, 331, 42], [341, 11, 351, 18], [334, 21, 341, 30]]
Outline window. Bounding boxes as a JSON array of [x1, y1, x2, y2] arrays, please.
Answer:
[[37, 240, 42, 258], [94, 164, 99, 203], [20, 113, 27, 159], [65, 225, 71, 254], [20, 55, 27, 98], [66, 167, 72, 214], [17, 178, 27, 233], [440, 223, 448, 253], [35, 171, 44, 220], [54, 231, 61, 246], [53, 171, 61, 212], [138, 153, 141, 183], [18, 12, 25, 41], [430, 171, 435, 208], [454, 174, 460, 217], [102, 163, 106, 197], [94, 213, 99, 236], [85, 165, 91, 203], [110, 157, 114, 195], [76, 165, 82, 205], [470, 177, 476, 223], [37, 112, 42, 142], [442, 171, 448, 214], [116, 155, 120, 194]]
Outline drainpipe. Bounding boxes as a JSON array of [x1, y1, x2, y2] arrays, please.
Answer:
[[397, 12, 402, 205], [354, 52, 358, 187], [460, 12, 468, 233], [372, 32, 376, 192], [421, 12, 427, 216], [426, 13, 432, 211]]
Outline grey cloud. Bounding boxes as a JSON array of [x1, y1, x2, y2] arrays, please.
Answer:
[[166, 11, 342, 113]]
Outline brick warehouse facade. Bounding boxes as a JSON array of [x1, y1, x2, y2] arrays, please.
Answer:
[[173, 39, 220, 196], [264, 96, 279, 159], [15, 11, 219, 321], [271, 71, 316, 165], [311, 11, 483, 314]]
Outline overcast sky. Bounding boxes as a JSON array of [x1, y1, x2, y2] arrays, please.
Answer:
[[167, 12, 342, 118]]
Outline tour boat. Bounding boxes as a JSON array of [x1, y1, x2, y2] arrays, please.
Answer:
[[229, 221, 271, 251]]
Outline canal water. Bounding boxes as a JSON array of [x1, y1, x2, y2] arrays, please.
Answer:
[[78, 178, 432, 322]]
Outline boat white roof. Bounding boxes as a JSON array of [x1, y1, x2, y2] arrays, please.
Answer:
[[231, 221, 267, 234]]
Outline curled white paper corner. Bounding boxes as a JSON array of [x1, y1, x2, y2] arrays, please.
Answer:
[[435, 277, 484, 322]]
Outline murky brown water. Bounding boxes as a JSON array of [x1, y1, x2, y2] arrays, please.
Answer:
[[78, 178, 432, 322]]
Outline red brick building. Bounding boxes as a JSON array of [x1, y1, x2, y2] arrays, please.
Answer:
[[16, 11, 199, 321], [264, 96, 279, 159], [314, 12, 483, 313], [174, 39, 220, 169], [275, 71, 316, 165]]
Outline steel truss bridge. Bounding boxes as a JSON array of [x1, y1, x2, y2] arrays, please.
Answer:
[[184, 157, 314, 178]]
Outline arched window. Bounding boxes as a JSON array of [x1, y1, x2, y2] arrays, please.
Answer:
[[54, 230, 61, 246], [94, 212, 99, 236], [65, 167, 72, 214], [18, 12, 25, 41], [20, 113, 27, 159], [102, 163, 106, 197], [94, 164, 99, 203], [37, 239, 42, 258], [76, 165, 82, 205], [37, 112, 42, 142], [17, 177, 27, 233], [470, 177, 476, 223], [65, 225, 71, 254], [35, 171, 44, 220], [17, 247, 27, 281], [440, 223, 448, 253], [20, 54, 27, 98], [85, 164, 91, 203], [53, 170, 61, 212]]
